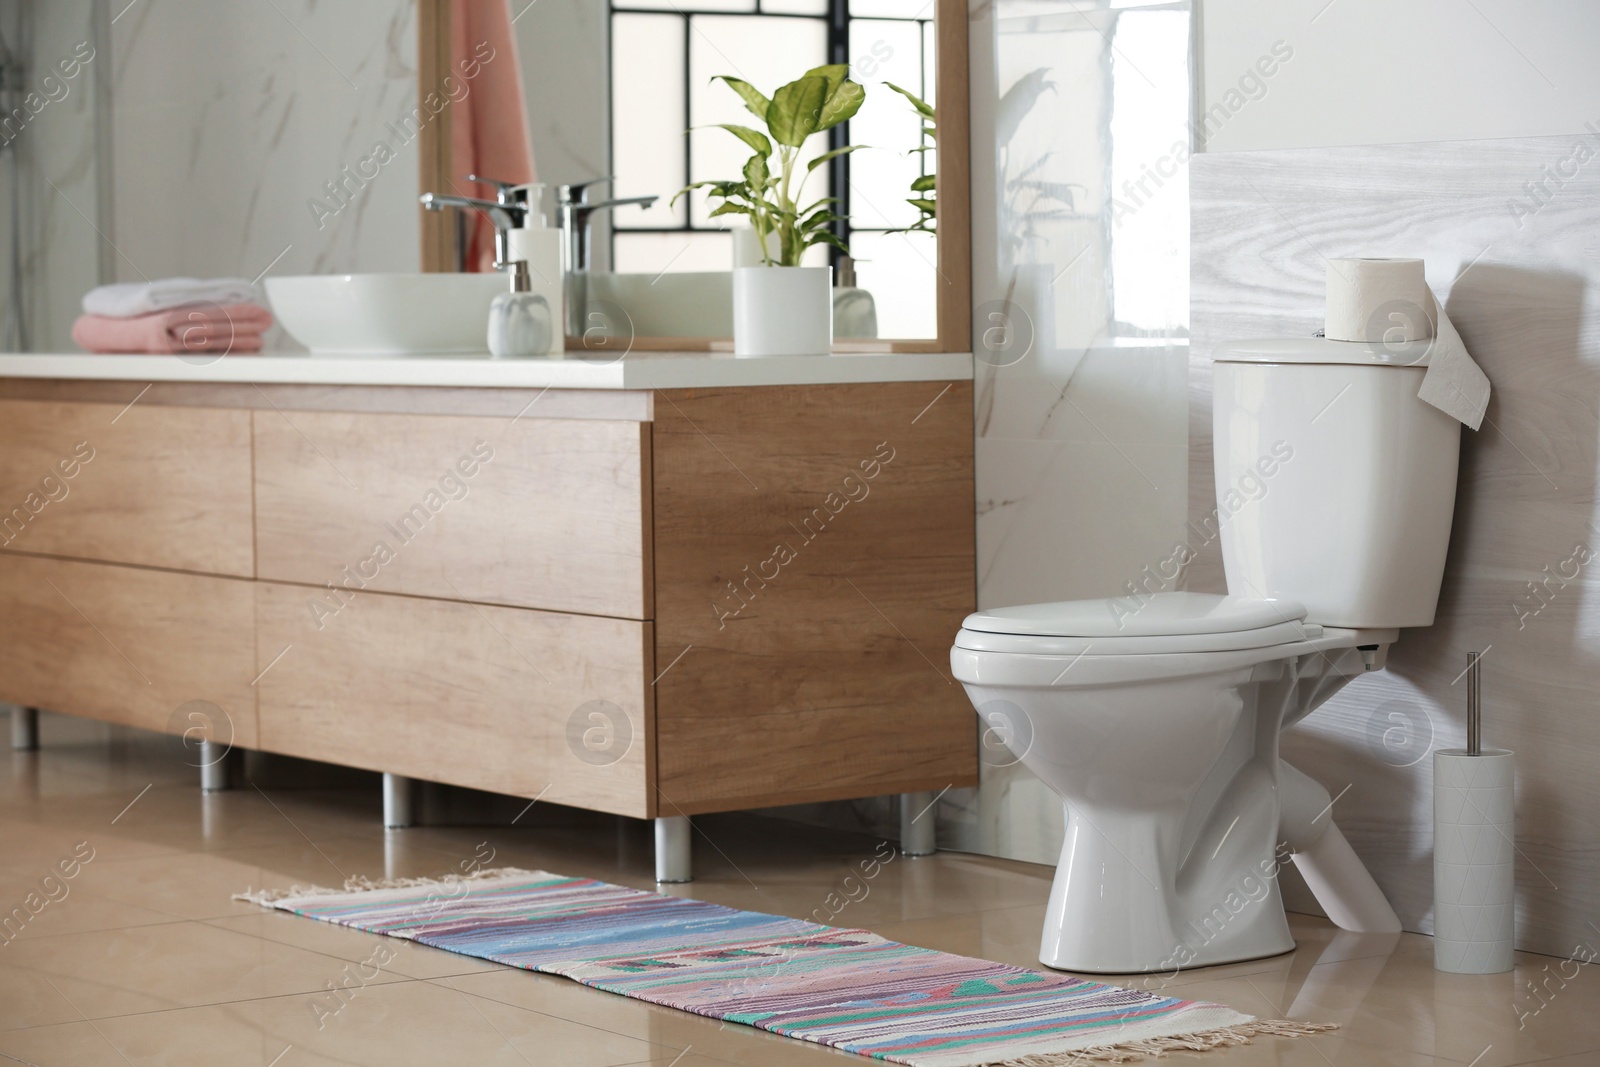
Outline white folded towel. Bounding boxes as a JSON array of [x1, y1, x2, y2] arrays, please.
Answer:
[[83, 277, 260, 318]]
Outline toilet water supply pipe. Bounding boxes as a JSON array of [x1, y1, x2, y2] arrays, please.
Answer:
[[1278, 761, 1403, 933]]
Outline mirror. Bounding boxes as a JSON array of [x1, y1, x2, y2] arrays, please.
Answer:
[[0, 1, 963, 357], [419, 0, 968, 352]]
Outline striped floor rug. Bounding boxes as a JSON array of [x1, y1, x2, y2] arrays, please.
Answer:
[[239, 868, 1331, 1065]]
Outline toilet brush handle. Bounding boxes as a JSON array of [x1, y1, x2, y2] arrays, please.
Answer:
[[1466, 651, 1481, 756]]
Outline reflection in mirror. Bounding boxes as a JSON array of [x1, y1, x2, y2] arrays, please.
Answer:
[[517, 0, 942, 343], [0, 0, 960, 356], [0, 1, 424, 355]]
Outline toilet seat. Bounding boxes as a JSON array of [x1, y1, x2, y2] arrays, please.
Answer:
[[955, 591, 1319, 656]]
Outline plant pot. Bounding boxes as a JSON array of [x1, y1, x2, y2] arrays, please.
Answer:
[[733, 265, 833, 357]]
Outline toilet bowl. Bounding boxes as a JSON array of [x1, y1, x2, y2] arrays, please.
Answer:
[[953, 336, 1462, 973], [953, 593, 1397, 972]]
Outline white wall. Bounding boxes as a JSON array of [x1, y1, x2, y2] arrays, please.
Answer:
[[511, 0, 611, 268], [1198, 0, 1600, 152], [107, 0, 420, 351]]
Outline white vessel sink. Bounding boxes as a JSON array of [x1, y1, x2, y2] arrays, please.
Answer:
[[266, 271, 877, 354], [265, 273, 505, 356]]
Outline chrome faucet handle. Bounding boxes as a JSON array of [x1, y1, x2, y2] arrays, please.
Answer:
[[559, 177, 615, 204], [466, 175, 535, 207]]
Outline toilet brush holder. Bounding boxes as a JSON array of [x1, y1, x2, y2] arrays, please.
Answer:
[[1433, 651, 1515, 973]]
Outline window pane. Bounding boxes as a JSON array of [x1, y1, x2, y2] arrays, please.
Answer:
[[612, 14, 688, 229], [621, 0, 755, 12], [763, 0, 827, 14], [848, 230, 936, 339], [849, 0, 930, 18], [846, 19, 925, 230], [922, 18, 936, 105], [613, 231, 735, 274], [687, 15, 829, 226]]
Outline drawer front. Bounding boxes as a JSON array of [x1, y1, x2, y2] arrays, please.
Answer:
[[651, 382, 978, 811], [0, 399, 254, 576], [254, 582, 653, 817], [253, 411, 651, 619], [0, 555, 258, 745]]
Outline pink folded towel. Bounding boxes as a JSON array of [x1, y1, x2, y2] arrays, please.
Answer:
[[72, 303, 273, 354]]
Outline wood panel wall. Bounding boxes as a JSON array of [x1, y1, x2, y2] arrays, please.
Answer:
[[1190, 134, 1600, 958]]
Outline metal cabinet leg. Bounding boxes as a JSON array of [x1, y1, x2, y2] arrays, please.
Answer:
[[655, 815, 692, 883], [900, 791, 938, 856], [199, 741, 242, 792], [383, 773, 419, 829], [10, 706, 38, 751]]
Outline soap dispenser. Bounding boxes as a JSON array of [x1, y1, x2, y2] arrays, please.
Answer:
[[505, 183, 563, 355], [487, 259, 553, 359]]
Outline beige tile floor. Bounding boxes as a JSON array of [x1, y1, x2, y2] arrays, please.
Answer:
[[2, 713, 1596, 1066]]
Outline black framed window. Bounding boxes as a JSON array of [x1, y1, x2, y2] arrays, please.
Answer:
[[608, 0, 937, 335]]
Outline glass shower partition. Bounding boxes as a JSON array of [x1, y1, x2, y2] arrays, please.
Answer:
[[0, 0, 110, 353]]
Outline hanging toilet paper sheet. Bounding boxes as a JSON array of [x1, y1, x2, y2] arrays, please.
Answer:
[[1325, 257, 1491, 430]]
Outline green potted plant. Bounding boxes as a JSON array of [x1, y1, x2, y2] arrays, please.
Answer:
[[884, 82, 936, 234], [674, 65, 864, 356]]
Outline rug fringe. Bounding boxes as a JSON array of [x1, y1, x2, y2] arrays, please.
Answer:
[[233, 866, 544, 907], [981, 1020, 1339, 1064]]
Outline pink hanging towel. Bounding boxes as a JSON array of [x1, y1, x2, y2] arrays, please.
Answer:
[[450, 0, 538, 272]]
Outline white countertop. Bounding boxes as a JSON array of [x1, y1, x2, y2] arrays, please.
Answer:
[[0, 350, 973, 390]]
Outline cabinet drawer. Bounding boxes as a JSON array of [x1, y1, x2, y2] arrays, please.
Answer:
[[254, 582, 653, 818], [0, 555, 257, 745], [0, 399, 254, 576], [253, 411, 651, 619]]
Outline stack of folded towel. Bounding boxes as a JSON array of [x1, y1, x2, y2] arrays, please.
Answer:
[[72, 278, 274, 354]]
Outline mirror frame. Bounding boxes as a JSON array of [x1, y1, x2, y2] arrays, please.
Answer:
[[416, 0, 969, 354]]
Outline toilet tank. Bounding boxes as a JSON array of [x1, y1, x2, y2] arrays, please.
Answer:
[[1211, 338, 1462, 629]]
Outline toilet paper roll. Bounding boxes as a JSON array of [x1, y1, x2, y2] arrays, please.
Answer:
[[1325, 256, 1491, 431], [1326, 258, 1433, 343], [1433, 748, 1515, 974]]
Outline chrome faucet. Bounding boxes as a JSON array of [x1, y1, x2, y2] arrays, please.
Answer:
[[422, 177, 656, 341], [419, 175, 538, 268], [420, 193, 525, 268], [558, 178, 657, 338]]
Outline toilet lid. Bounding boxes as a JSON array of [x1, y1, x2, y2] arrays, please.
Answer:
[[955, 592, 1316, 656]]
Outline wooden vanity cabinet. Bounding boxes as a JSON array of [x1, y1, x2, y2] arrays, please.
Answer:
[[0, 398, 254, 576], [0, 554, 258, 746], [0, 379, 976, 820]]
